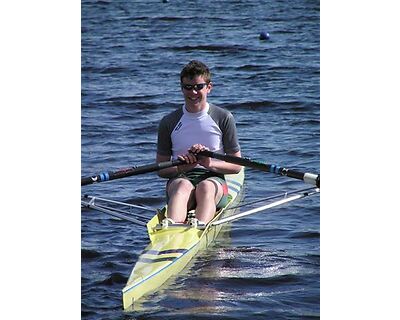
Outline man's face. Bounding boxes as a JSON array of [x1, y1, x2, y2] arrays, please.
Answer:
[[181, 75, 212, 112]]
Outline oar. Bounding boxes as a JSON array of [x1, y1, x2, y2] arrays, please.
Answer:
[[81, 159, 184, 186], [198, 150, 320, 187]]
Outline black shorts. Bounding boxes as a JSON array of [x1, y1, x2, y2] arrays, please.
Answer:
[[167, 169, 229, 209]]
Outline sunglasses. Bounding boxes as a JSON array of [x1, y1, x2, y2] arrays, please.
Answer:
[[181, 83, 209, 91]]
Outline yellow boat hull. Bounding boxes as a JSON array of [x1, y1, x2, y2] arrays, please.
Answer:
[[122, 169, 244, 310]]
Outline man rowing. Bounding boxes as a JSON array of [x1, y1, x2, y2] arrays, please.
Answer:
[[156, 60, 242, 225]]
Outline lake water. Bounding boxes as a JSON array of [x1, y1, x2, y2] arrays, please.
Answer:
[[81, 0, 320, 319]]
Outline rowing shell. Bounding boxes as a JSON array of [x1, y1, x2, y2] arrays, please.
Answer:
[[122, 168, 245, 310]]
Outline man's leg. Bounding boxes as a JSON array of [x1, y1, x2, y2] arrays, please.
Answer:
[[194, 179, 223, 224], [167, 178, 195, 223]]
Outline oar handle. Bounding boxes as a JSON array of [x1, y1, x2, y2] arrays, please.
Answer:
[[198, 150, 320, 187], [81, 159, 185, 186]]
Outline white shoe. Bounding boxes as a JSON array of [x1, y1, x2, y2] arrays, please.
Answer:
[[188, 218, 206, 228], [161, 218, 175, 228], [188, 217, 198, 227]]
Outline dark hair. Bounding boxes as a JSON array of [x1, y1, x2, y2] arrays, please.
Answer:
[[180, 60, 211, 83]]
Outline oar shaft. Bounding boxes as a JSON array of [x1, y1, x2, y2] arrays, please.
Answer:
[[81, 159, 184, 186], [198, 150, 320, 187]]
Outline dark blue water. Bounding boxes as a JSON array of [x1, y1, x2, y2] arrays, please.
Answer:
[[81, 0, 320, 319]]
